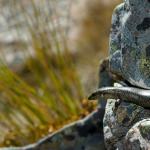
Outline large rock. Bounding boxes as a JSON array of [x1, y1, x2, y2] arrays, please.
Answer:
[[109, 0, 150, 89], [103, 0, 150, 148], [125, 119, 150, 149], [0, 109, 105, 150], [103, 99, 150, 150]]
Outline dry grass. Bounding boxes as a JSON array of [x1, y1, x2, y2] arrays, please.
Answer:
[[0, 0, 96, 147], [0, 0, 122, 147]]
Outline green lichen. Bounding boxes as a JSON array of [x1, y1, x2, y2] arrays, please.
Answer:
[[110, 42, 119, 54], [139, 124, 150, 140], [139, 58, 150, 77]]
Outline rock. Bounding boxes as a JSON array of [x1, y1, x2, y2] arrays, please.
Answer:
[[125, 119, 150, 150], [109, 0, 150, 89], [0, 109, 105, 150], [103, 1, 150, 148], [103, 99, 150, 150]]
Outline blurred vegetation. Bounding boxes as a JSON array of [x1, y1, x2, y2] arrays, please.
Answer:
[[0, 0, 121, 147], [69, 0, 121, 94]]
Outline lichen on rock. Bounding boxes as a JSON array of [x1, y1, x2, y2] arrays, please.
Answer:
[[109, 0, 150, 89], [104, 1, 150, 148], [125, 119, 150, 149], [103, 99, 150, 150]]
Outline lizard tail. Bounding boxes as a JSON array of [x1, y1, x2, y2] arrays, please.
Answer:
[[88, 87, 150, 108]]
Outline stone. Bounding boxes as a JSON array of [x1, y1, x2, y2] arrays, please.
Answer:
[[0, 109, 105, 150], [125, 119, 150, 149], [103, 99, 150, 150], [109, 0, 150, 89]]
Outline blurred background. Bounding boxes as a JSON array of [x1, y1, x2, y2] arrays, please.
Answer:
[[0, 0, 121, 147]]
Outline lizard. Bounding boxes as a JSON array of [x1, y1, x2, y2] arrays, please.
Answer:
[[88, 0, 150, 108]]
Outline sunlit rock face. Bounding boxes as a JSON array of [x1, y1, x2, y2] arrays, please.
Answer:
[[109, 0, 150, 89]]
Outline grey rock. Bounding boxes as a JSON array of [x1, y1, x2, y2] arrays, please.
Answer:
[[125, 119, 150, 150], [0, 109, 105, 150], [103, 99, 150, 150], [91, 0, 150, 149], [109, 0, 150, 89]]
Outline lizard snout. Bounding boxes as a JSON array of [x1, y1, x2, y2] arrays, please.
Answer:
[[88, 90, 104, 100]]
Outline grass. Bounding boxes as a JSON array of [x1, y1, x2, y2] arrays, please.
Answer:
[[0, 0, 96, 147]]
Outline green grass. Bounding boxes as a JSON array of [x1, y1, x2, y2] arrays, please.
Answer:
[[0, 0, 89, 146]]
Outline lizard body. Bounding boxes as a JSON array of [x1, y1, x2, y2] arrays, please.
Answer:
[[88, 87, 150, 108]]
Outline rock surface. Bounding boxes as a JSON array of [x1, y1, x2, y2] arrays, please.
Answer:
[[109, 0, 150, 89], [103, 0, 150, 148], [103, 99, 150, 150], [125, 119, 150, 149], [0, 108, 105, 150]]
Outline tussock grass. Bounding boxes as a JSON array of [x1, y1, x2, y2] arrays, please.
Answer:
[[0, 0, 94, 147]]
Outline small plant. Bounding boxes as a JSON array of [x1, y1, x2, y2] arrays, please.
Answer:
[[0, 0, 96, 147]]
